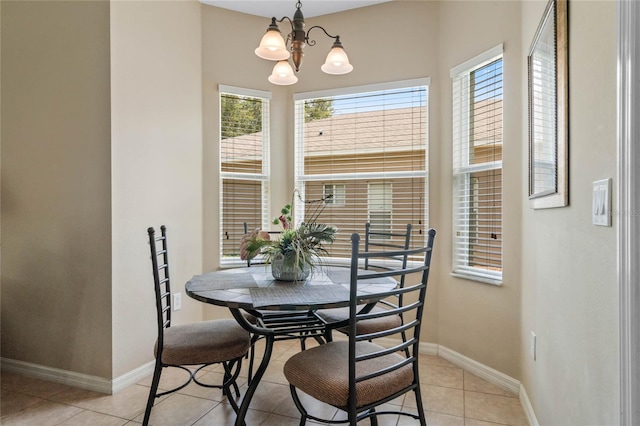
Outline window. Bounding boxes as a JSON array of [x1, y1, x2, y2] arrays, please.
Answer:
[[323, 184, 346, 206], [368, 183, 392, 238], [294, 79, 429, 259], [451, 45, 503, 284], [219, 85, 270, 264]]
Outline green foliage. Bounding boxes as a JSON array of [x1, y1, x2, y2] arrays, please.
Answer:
[[221, 94, 263, 139], [262, 222, 336, 270], [222, 95, 333, 140], [240, 190, 337, 272], [305, 99, 334, 122]]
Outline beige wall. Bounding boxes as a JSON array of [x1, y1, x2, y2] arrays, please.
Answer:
[[110, 0, 204, 377], [519, 1, 619, 424], [436, 0, 523, 378], [1, 1, 112, 378], [1, 0, 205, 381]]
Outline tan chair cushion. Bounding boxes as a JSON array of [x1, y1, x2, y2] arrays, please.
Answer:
[[316, 306, 403, 335], [283, 340, 413, 409], [156, 319, 251, 366]]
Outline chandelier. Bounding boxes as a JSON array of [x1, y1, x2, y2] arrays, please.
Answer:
[[254, 1, 354, 85]]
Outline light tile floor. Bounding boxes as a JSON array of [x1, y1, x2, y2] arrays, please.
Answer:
[[1, 339, 528, 425]]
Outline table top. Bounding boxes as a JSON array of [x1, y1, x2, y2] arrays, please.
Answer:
[[185, 265, 397, 311]]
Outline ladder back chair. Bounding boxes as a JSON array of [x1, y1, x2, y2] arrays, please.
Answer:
[[283, 229, 436, 425], [316, 223, 413, 339], [144, 226, 251, 426]]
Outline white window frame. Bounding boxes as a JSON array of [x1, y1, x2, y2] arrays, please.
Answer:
[[219, 85, 271, 266], [294, 78, 430, 264], [451, 45, 503, 285]]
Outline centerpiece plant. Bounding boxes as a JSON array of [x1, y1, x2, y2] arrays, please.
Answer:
[[240, 190, 337, 281]]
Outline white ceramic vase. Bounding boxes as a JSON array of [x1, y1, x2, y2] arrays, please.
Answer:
[[271, 254, 311, 281]]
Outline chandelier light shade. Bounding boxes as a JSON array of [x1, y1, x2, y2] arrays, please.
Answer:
[[268, 60, 299, 85], [321, 38, 354, 75], [255, 19, 290, 61], [255, 1, 353, 85]]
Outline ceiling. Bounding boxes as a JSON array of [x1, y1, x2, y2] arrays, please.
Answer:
[[198, 0, 394, 18]]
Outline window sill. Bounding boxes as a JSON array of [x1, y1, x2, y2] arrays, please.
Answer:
[[450, 272, 502, 286]]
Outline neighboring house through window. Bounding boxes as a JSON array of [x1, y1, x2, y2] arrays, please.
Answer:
[[294, 79, 429, 259], [368, 182, 392, 239], [323, 183, 346, 206], [451, 45, 503, 284], [219, 85, 270, 265]]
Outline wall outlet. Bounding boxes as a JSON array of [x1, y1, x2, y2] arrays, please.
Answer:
[[530, 331, 537, 361], [173, 293, 182, 311]]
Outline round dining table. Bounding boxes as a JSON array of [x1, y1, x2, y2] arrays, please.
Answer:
[[185, 264, 397, 426]]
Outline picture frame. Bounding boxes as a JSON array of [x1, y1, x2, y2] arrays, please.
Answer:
[[527, 0, 568, 209]]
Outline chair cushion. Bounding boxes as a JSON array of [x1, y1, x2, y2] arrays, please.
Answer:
[[316, 306, 403, 335], [283, 340, 414, 409], [156, 319, 251, 366]]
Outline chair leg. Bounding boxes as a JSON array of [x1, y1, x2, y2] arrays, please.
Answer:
[[222, 362, 241, 414], [289, 385, 308, 426], [143, 359, 163, 426], [323, 327, 334, 343], [247, 334, 261, 382], [221, 361, 241, 399], [369, 408, 378, 426], [413, 386, 427, 426]]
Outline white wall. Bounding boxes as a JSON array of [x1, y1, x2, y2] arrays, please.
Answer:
[[110, 0, 204, 377], [519, 1, 619, 424]]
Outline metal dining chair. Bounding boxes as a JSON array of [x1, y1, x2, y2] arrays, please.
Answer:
[[283, 229, 437, 425], [144, 226, 251, 425], [315, 223, 413, 340]]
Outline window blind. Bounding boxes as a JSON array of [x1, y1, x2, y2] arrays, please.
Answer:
[[219, 86, 270, 264], [294, 80, 429, 260], [451, 46, 503, 284], [529, 39, 557, 194]]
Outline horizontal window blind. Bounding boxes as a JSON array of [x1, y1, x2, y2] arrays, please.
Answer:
[[295, 81, 429, 259], [529, 42, 557, 194], [219, 88, 270, 263], [452, 48, 503, 283]]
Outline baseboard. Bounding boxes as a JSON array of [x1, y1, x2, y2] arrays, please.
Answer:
[[376, 340, 536, 422], [1, 357, 113, 394], [519, 383, 540, 426], [436, 346, 541, 424], [437, 345, 521, 395], [419, 341, 439, 355], [112, 360, 156, 393], [2, 344, 539, 424], [0, 357, 155, 395]]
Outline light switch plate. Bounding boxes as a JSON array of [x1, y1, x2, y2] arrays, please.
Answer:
[[592, 178, 611, 226]]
